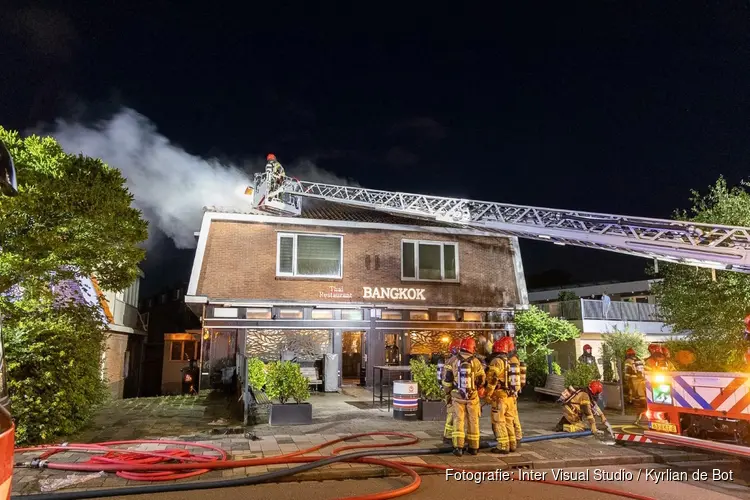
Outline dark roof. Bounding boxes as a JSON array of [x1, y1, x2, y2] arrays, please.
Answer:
[[298, 199, 453, 227], [205, 199, 461, 228]]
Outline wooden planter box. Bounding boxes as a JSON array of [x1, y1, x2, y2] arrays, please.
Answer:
[[269, 403, 313, 425], [418, 400, 448, 421]]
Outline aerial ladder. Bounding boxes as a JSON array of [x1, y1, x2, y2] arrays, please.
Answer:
[[240, 158, 750, 458], [244, 159, 750, 274]]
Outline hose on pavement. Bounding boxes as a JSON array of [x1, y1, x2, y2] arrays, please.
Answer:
[[13, 430, 657, 500]]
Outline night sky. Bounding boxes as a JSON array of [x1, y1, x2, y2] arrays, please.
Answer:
[[4, 3, 750, 297]]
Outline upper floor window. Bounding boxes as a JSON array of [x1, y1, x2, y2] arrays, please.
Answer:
[[401, 240, 458, 282], [277, 233, 343, 278]]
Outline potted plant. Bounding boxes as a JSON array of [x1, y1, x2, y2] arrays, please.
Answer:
[[265, 361, 312, 425], [247, 357, 267, 400], [409, 359, 447, 421]]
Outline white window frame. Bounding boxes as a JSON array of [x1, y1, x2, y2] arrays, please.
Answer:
[[276, 232, 344, 279], [401, 240, 459, 282]]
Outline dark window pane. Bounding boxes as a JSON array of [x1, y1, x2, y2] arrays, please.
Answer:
[[444, 244, 457, 280], [297, 235, 341, 276], [170, 342, 182, 361], [402, 242, 416, 278], [278, 237, 294, 273], [418, 244, 441, 280]]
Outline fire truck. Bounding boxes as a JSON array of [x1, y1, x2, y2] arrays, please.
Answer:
[[244, 161, 750, 457], [0, 139, 18, 500]]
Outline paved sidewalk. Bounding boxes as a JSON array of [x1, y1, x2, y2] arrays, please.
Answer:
[[12, 426, 736, 496]]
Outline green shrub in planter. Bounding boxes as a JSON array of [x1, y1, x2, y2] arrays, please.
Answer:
[[408, 359, 443, 401], [265, 361, 309, 404], [289, 371, 311, 404], [247, 358, 267, 392], [564, 362, 601, 389]]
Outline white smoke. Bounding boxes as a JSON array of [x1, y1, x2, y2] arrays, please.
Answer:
[[41, 108, 356, 249]]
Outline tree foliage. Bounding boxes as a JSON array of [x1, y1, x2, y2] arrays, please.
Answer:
[[3, 289, 108, 445], [600, 327, 648, 382], [514, 306, 579, 386], [650, 177, 750, 371], [514, 305, 581, 359], [564, 362, 600, 388], [0, 126, 149, 443], [265, 361, 310, 404], [0, 127, 148, 293]]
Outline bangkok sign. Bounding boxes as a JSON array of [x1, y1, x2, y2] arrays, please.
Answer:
[[363, 287, 426, 300]]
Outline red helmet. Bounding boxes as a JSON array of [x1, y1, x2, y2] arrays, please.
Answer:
[[648, 344, 662, 354], [449, 339, 461, 355], [588, 380, 603, 396], [626, 348, 636, 356], [583, 344, 592, 352], [460, 338, 476, 354], [493, 336, 514, 354], [267, 153, 277, 161]]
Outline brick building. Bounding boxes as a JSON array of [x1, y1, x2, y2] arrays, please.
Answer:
[[184, 200, 529, 391]]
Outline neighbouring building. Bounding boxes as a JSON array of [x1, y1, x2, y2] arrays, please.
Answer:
[[528, 279, 685, 373], [138, 283, 202, 396], [96, 271, 148, 399], [184, 199, 529, 397]]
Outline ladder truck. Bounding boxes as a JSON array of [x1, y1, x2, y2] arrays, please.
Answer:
[[245, 157, 750, 458]]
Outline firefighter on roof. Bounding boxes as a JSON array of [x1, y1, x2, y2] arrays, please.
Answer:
[[578, 344, 601, 379], [555, 380, 609, 434], [265, 153, 285, 191], [439, 339, 462, 444], [623, 348, 646, 405], [484, 336, 522, 453], [443, 338, 485, 457]]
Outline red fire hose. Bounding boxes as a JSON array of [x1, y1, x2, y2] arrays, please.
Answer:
[[15, 432, 657, 500]]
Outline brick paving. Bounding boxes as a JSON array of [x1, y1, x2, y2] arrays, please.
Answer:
[[10, 389, 739, 496]]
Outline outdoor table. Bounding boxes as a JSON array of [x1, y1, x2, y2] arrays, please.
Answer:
[[372, 365, 412, 411]]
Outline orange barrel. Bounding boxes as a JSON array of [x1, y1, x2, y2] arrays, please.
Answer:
[[0, 405, 13, 500], [393, 381, 419, 421]]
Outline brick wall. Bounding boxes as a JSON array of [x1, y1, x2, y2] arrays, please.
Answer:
[[103, 333, 128, 399], [196, 220, 521, 308]]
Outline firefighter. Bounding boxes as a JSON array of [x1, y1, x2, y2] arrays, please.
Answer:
[[440, 339, 462, 444], [578, 344, 601, 379], [485, 337, 522, 453], [444, 338, 485, 457], [475, 334, 492, 362], [623, 348, 646, 405], [555, 380, 609, 434], [661, 346, 676, 371], [644, 344, 665, 371], [508, 342, 524, 446], [265, 153, 285, 190]]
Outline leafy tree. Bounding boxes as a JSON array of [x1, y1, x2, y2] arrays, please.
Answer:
[[514, 306, 581, 358], [600, 327, 648, 382], [514, 306, 579, 386], [0, 127, 148, 293], [3, 288, 108, 444], [0, 126, 148, 443], [557, 291, 578, 301], [564, 362, 600, 388], [650, 177, 750, 371]]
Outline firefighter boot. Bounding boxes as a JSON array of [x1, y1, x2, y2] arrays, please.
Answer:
[[554, 417, 567, 432]]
